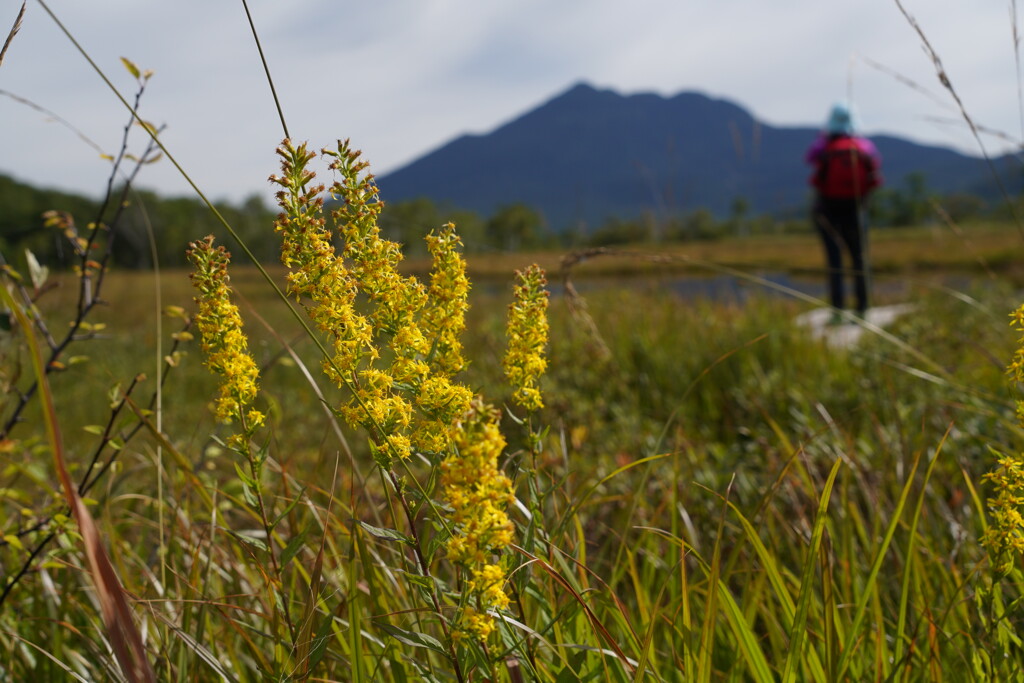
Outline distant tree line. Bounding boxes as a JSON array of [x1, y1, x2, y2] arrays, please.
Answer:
[[0, 174, 281, 272], [0, 173, 561, 271], [564, 171, 1013, 248], [0, 170, 1013, 273]]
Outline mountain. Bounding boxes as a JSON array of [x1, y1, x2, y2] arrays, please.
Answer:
[[377, 82, 1021, 229]]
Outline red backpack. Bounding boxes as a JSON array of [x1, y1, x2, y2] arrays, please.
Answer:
[[815, 137, 878, 200]]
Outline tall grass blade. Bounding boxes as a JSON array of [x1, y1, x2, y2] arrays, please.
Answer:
[[834, 444, 925, 680], [781, 457, 842, 683], [696, 476, 733, 683], [716, 579, 776, 683], [893, 427, 950, 675], [726, 499, 827, 681], [511, 544, 638, 676], [240, 0, 289, 138]]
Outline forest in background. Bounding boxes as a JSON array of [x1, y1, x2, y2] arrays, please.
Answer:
[[0, 166, 1006, 271]]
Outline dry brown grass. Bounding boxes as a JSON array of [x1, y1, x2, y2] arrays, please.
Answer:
[[397, 221, 1024, 280]]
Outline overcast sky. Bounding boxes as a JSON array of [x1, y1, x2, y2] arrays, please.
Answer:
[[1, 1, 1021, 206]]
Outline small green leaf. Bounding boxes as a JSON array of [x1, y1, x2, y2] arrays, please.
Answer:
[[270, 486, 307, 530], [279, 528, 309, 567], [241, 482, 259, 509], [375, 622, 447, 655], [107, 382, 123, 408], [24, 249, 48, 291], [134, 119, 159, 136], [233, 462, 255, 487], [120, 56, 141, 79], [83, 425, 104, 436], [234, 463, 260, 508], [229, 529, 268, 553], [306, 610, 335, 672], [399, 571, 434, 591], [163, 305, 186, 319], [357, 521, 412, 545]]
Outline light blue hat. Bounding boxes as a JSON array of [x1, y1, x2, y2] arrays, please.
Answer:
[[825, 103, 855, 135]]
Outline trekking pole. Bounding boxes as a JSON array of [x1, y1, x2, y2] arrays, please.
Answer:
[[860, 202, 871, 313]]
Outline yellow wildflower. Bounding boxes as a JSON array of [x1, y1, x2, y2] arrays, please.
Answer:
[[503, 264, 549, 412], [451, 607, 496, 643], [983, 303, 1024, 574], [270, 139, 372, 377], [442, 398, 515, 640], [187, 236, 262, 431], [422, 223, 471, 376], [982, 452, 1024, 574]]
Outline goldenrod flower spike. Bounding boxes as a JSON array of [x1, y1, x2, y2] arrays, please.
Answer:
[[270, 140, 372, 382], [983, 303, 1024, 574], [187, 236, 264, 433], [503, 264, 550, 412], [422, 223, 471, 376], [442, 399, 515, 641]]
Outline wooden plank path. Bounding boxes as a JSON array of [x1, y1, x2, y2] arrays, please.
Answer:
[[794, 304, 916, 349]]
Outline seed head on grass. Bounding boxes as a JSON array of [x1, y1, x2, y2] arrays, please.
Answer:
[[187, 235, 263, 436], [503, 264, 549, 412]]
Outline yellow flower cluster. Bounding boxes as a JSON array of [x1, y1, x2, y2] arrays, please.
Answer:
[[422, 224, 471, 376], [414, 375, 474, 454], [187, 236, 264, 432], [270, 140, 372, 383], [1010, 304, 1024, 421], [982, 303, 1024, 574], [442, 399, 515, 640], [271, 140, 474, 463], [268, 139, 517, 642], [503, 264, 550, 411], [982, 454, 1024, 574]]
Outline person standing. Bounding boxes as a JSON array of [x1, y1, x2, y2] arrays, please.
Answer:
[[806, 103, 883, 323]]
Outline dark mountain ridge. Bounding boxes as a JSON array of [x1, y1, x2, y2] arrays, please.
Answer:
[[378, 82, 1020, 229]]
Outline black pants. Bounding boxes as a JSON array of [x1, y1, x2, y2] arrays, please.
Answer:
[[813, 198, 869, 313]]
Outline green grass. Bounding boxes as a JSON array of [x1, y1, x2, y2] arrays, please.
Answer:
[[2, 252, 1024, 680]]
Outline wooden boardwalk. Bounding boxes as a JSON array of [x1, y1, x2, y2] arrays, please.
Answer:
[[794, 304, 916, 349]]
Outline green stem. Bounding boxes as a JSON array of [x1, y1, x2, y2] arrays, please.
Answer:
[[384, 467, 465, 683]]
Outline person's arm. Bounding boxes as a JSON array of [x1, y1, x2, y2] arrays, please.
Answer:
[[855, 137, 881, 163], [856, 137, 883, 191], [805, 134, 828, 164]]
